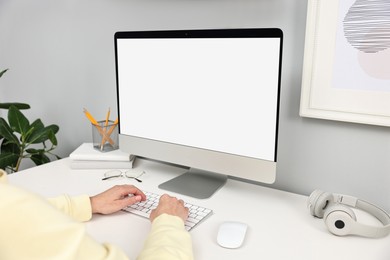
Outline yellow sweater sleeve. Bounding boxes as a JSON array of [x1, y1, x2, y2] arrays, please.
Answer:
[[0, 170, 128, 260], [47, 194, 92, 222], [137, 214, 194, 260]]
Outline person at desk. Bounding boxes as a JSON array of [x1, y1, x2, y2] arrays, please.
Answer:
[[0, 169, 193, 260]]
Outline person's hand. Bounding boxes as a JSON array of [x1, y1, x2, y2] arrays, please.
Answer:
[[149, 194, 189, 223], [90, 185, 146, 215]]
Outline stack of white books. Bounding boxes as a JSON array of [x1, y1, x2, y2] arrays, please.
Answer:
[[69, 143, 135, 169]]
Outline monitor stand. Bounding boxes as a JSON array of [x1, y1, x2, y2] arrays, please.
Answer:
[[158, 168, 228, 199]]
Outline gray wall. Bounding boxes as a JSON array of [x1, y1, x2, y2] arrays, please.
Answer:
[[1, 0, 389, 211]]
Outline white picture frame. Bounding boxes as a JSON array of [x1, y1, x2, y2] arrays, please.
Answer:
[[300, 0, 390, 127]]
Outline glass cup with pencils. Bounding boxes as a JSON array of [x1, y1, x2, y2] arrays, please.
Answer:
[[84, 108, 119, 152]]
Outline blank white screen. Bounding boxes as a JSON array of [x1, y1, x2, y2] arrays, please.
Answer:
[[117, 38, 280, 161]]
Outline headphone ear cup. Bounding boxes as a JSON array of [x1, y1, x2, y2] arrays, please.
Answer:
[[308, 190, 333, 218], [323, 205, 357, 236]]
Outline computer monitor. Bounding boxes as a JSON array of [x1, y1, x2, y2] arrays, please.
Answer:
[[115, 28, 283, 199]]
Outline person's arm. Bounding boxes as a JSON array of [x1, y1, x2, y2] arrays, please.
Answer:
[[1, 169, 193, 260], [0, 181, 130, 260], [137, 194, 194, 260], [45, 186, 194, 259], [48, 185, 147, 222], [47, 194, 93, 222]]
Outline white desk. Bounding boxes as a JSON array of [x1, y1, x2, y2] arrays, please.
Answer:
[[8, 158, 390, 260]]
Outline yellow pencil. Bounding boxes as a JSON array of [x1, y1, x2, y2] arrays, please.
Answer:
[[101, 108, 111, 150], [106, 118, 119, 136], [104, 108, 111, 127], [83, 108, 98, 125]]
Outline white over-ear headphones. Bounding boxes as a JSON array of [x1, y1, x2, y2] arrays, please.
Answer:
[[307, 190, 390, 238]]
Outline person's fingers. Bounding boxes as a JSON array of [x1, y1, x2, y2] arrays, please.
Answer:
[[118, 194, 143, 208], [115, 185, 147, 201], [148, 194, 189, 223]]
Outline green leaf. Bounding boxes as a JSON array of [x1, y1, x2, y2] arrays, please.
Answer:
[[0, 69, 8, 78], [8, 106, 30, 135], [0, 118, 19, 144], [30, 119, 44, 128], [46, 124, 59, 135], [1, 141, 20, 155], [27, 123, 59, 144], [25, 119, 44, 143], [25, 148, 39, 154], [0, 103, 30, 110], [48, 129, 58, 146], [0, 152, 19, 170], [27, 128, 48, 144], [30, 153, 50, 166], [26, 122, 48, 144]]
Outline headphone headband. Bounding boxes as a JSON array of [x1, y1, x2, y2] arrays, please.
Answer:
[[333, 193, 390, 225]]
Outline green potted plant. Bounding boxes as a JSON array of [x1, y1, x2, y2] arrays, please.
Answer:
[[0, 69, 60, 173]]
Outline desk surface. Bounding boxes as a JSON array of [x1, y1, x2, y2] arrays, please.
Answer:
[[8, 158, 390, 260]]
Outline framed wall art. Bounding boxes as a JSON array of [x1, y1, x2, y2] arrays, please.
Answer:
[[300, 0, 390, 127]]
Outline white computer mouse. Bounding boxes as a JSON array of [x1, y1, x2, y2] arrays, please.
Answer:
[[217, 221, 248, 249]]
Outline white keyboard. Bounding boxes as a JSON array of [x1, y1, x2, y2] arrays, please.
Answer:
[[122, 190, 213, 231]]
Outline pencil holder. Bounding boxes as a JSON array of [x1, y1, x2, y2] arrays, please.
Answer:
[[92, 120, 119, 152]]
